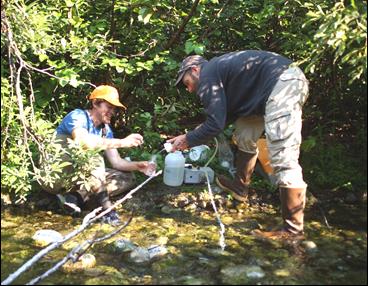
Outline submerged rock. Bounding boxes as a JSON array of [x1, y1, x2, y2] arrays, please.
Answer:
[[1, 220, 18, 229], [301, 240, 318, 254], [179, 275, 208, 285], [129, 247, 150, 263], [245, 265, 265, 279], [113, 238, 137, 253], [129, 245, 168, 263], [273, 268, 290, 277], [62, 253, 96, 272], [32, 229, 63, 247], [221, 264, 265, 284], [80, 253, 97, 268]]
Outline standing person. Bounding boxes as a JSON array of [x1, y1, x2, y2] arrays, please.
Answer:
[[41, 85, 152, 226], [168, 51, 309, 239]]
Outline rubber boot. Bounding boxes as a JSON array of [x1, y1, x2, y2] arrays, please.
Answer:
[[253, 186, 306, 240], [216, 150, 258, 202]]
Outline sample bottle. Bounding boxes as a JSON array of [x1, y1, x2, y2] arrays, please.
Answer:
[[144, 155, 157, 176], [163, 151, 185, 186]]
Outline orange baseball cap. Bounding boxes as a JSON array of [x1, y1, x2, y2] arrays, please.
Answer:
[[88, 85, 126, 109]]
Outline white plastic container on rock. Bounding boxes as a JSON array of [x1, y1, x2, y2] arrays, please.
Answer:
[[163, 151, 185, 186]]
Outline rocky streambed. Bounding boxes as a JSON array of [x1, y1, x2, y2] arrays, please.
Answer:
[[1, 181, 367, 285]]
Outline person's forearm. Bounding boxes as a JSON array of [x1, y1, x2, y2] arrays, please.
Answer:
[[110, 159, 139, 172], [78, 135, 129, 150], [186, 120, 223, 147]]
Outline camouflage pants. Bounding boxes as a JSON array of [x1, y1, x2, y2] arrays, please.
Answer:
[[84, 161, 136, 197], [233, 67, 309, 188]]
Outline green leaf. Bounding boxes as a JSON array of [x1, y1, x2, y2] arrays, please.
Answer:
[[69, 78, 79, 88], [185, 41, 194, 54], [143, 13, 152, 24], [38, 53, 48, 62], [116, 66, 124, 73], [194, 44, 205, 55], [65, 0, 74, 8]]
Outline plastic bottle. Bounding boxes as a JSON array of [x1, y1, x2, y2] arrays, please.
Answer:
[[188, 145, 210, 163], [144, 155, 157, 176], [163, 142, 173, 153], [163, 151, 185, 186]]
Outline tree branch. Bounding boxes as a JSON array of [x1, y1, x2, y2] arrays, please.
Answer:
[[26, 216, 133, 285], [164, 0, 200, 50]]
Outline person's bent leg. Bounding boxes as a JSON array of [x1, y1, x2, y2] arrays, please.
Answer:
[[85, 156, 121, 226], [254, 67, 309, 240], [104, 168, 136, 197], [216, 116, 264, 201]]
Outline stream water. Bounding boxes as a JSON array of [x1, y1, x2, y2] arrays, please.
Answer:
[[1, 182, 367, 285]]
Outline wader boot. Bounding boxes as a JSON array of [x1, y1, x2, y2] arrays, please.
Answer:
[[253, 186, 306, 240], [216, 151, 258, 202]]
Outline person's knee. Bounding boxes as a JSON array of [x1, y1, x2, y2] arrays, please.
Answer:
[[106, 171, 136, 197], [233, 131, 261, 154], [274, 167, 307, 189]]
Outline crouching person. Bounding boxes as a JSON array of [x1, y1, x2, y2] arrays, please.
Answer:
[[40, 85, 151, 226]]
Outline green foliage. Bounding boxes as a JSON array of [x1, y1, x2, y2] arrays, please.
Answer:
[[301, 140, 367, 191], [302, 0, 367, 84], [35, 133, 104, 193]]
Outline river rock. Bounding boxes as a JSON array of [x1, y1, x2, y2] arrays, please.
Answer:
[[129, 244, 168, 264], [221, 265, 265, 284], [113, 238, 137, 253], [32, 229, 63, 247], [80, 253, 97, 268], [273, 268, 290, 277], [245, 265, 265, 279], [301, 240, 318, 254], [155, 236, 169, 245], [161, 205, 179, 214], [62, 253, 96, 272], [129, 247, 151, 263], [179, 275, 208, 285], [2, 220, 18, 229]]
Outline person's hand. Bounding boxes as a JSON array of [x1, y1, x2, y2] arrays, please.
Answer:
[[121, 133, 144, 148], [167, 134, 189, 152], [136, 161, 149, 171]]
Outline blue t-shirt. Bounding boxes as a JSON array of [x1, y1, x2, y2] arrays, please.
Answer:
[[56, 109, 114, 139]]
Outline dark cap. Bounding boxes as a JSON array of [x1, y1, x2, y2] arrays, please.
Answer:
[[175, 55, 208, 86]]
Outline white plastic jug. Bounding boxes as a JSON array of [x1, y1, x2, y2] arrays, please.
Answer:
[[163, 151, 185, 186], [188, 145, 210, 163]]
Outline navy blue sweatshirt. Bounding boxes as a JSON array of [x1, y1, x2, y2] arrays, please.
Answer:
[[186, 50, 292, 147]]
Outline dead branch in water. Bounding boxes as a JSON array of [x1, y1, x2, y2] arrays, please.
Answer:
[[1, 170, 162, 285], [26, 216, 133, 285]]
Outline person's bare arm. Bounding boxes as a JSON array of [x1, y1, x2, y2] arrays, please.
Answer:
[[104, 148, 149, 173], [71, 128, 143, 150]]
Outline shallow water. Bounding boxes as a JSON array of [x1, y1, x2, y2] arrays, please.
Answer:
[[1, 183, 367, 285]]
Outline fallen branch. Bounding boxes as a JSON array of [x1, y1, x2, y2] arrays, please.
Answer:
[[26, 215, 132, 285], [1, 170, 162, 285], [82, 170, 163, 225]]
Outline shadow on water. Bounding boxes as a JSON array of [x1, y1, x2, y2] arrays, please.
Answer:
[[1, 182, 367, 285]]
